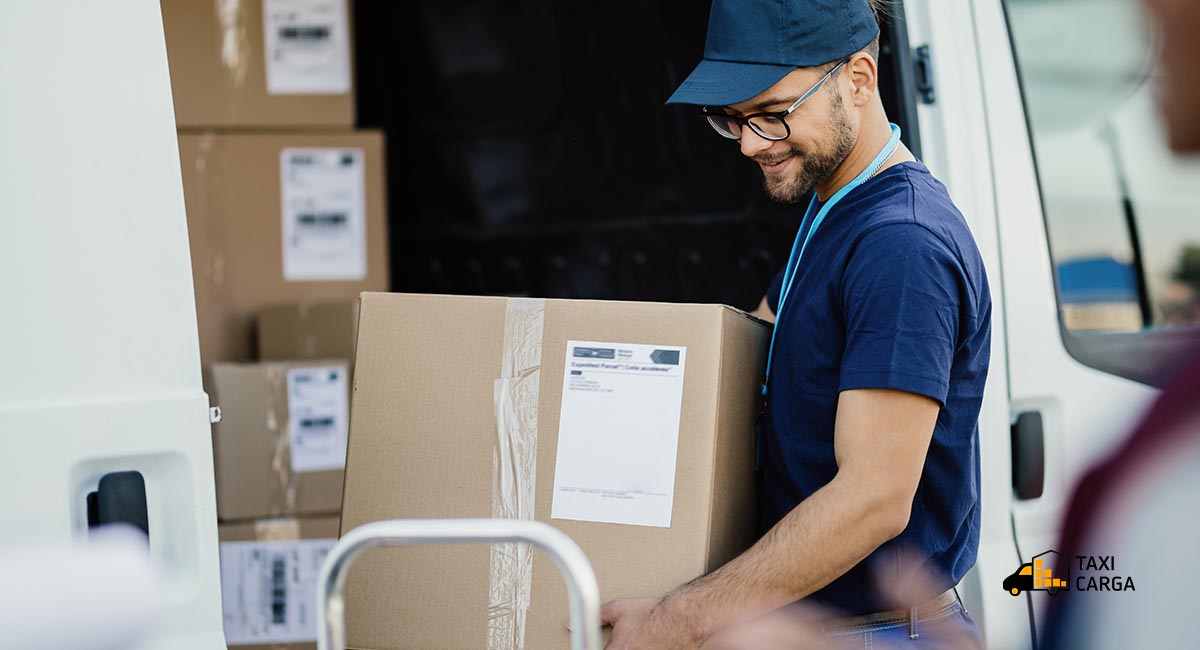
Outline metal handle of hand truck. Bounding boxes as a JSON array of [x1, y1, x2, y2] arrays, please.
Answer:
[[317, 518, 603, 650]]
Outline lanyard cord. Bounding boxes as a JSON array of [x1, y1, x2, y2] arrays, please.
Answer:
[[761, 123, 903, 397]]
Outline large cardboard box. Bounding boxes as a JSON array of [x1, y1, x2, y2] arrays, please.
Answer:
[[180, 131, 388, 364], [259, 299, 359, 363], [207, 361, 351, 521], [339, 293, 770, 650], [219, 515, 341, 650], [162, 0, 356, 128]]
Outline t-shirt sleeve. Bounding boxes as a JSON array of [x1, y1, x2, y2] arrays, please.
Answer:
[[765, 268, 785, 314], [839, 223, 971, 405]]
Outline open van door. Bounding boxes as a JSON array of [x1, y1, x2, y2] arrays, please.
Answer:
[[973, 0, 1200, 642], [898, 1, 1030, 646], [1, 2, 227, 648]]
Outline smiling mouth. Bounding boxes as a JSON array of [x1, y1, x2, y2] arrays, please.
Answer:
[[758, 155, 794, 175]]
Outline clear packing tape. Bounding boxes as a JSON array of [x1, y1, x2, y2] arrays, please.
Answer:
[[216, 0, 250, 86], [254, 517, 302, 541], [266, 365, 300, 516], [488, 298, 546, 650]]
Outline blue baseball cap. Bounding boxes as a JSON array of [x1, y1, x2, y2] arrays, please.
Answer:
[[666, 0, 880, 107]]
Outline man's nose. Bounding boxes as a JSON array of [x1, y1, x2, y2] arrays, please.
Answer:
[[739, 128, 774, 158]]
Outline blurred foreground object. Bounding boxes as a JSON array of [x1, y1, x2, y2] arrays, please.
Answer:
[[0, 526, 163, 650], [1144, 0, 1200, 151], [1041, 0, 1200, 646]]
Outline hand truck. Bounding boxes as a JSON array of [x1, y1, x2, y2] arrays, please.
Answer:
[[317, 519, 603, 650]]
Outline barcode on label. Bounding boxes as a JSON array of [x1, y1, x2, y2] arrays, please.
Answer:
[[296, 212, 348, 227], [299, 416, 336, 433], [271, 555, 287, 625], [279, 25, 331, 42]]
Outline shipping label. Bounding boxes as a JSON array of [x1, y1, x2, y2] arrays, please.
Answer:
[[551, 341, 687, 528], [286, 365, 349, 473]]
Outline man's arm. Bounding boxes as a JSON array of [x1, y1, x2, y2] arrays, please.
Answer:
[[602, 388, 939, 649]]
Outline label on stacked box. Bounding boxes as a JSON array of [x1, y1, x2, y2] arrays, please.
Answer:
[[263, 0, 352, 94], [280, 147, 366, 281], [220, 538, 336, 645], [286, 365, 350, 473]]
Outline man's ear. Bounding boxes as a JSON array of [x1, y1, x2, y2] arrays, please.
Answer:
[[847, 53, 878, 107]]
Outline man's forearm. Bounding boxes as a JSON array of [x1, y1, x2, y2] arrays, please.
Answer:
[[655, 472, 908, 643]]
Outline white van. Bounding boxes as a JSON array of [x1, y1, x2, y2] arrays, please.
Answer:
[[892, 0, 1198, 647], [5, 1, 1195, 648]]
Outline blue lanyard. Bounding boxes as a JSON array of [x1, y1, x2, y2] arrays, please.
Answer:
[[761, 123, 903, 397]]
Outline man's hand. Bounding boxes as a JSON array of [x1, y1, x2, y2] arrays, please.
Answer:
[[601, 597, 697, 650], [597, 388, 940, 649]]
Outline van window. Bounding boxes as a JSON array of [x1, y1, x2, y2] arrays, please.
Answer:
[[1004, 0, 1200, 383]]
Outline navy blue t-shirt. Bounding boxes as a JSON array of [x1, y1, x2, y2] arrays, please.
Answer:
[[761, 161, 991, 616]]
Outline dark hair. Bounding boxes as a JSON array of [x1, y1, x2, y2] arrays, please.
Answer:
[[863, 0, 892, 61], [863, 35, 880, 61], [867, 0, 894, 22]]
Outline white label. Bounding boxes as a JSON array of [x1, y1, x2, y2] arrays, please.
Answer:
[[280, 148, 367, 281], [262, 0, 351, 94], [551, 341, 687, 528], [220, 538, 335, 646], [286, 365, 349, 473]]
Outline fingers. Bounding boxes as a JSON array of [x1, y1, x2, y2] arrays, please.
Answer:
[[600, 599, 625, 627]]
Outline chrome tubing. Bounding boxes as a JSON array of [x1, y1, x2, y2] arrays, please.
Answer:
[[317, 518, 602, 650]]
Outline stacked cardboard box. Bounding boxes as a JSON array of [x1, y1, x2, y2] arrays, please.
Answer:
[[258, 299, 360, 363], [162, 0, 356, 129], [161, 1, 378, 646], [206, 361, 350, 522], [339, 293, 770, 649], [204, 357, 351, 650], [180, 132, 387, 364]]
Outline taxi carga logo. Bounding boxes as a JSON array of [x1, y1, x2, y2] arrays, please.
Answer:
[[1004, 551, 1069, 596], [1003, 550, 1136, 596]]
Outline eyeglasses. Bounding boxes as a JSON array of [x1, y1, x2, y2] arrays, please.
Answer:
[[701, 58, 850, 141]]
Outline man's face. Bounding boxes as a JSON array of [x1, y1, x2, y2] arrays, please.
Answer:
[[724, 66, 858, 203], [1144, 0, 1200, 152]]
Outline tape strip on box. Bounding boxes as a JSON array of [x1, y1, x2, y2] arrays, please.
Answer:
[[265, 366, 298, 515], [488, 298, 546, 650], [254, 517, 303, 541]]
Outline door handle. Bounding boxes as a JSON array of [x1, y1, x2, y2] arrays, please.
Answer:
[[87, 471, 149, 543], [1011, 412, 1045, 500]]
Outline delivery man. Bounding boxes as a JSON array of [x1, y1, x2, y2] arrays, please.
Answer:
[[600, 0, 991, 647]]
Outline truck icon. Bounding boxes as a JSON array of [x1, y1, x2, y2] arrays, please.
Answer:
[[1004, 550, 1069, 596]]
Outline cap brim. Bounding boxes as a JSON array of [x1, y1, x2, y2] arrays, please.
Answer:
[[665, 59, 796, 107]]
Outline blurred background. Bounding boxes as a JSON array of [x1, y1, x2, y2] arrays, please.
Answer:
[[351, 1, 925, 309], [352, 0, 1200, 327]]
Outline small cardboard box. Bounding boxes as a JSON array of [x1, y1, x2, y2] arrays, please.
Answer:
[[219, 515, 341, 650], [162, 0, 356, 128], [180, 131, 388, 364], [258, 300, 360, 363], [339, 293, 770, 650], [207, 361, 351, 521]]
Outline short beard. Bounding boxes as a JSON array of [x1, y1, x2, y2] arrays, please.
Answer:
[[758, 92, 856, 204]]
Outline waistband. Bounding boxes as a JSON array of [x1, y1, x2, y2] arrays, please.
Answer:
[[820, 587, 961, 638]]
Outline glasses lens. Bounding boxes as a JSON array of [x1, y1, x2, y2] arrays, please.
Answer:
[[706, 114, 742, 140], [748, 116, 789, 141]]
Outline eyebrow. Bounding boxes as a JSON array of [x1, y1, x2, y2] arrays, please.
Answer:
[[729, 96, 792, 115]]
